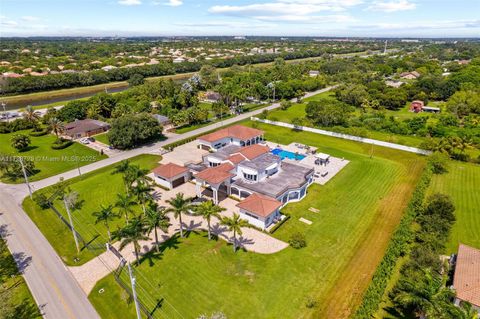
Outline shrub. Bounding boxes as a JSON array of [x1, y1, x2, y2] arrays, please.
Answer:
[[29, 128, 49, 137], [10, 134, 31, 151], [428, 152, 449, 174], [305, 297, 318, 309], [33, 193, 51, 209], [51, 139, 73, 150], [288, 232, 307, 249]]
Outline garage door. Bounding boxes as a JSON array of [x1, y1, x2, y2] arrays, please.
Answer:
[[171, 176, 185, 188]]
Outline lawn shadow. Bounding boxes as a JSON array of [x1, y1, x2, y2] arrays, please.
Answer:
[[139, 234, 182, 267], [19, 145, 38, 152]]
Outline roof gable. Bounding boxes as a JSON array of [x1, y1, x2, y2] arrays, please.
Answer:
[[236, 193, 282, 218]]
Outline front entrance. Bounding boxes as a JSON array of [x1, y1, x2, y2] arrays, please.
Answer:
[[171, 176, 186, 188]]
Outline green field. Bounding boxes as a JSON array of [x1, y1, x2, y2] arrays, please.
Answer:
[[428, 161, 480, 253], [22, 154, 162, 265], [88, 122, 425, 319], [93, 132, 110, 145], [0, 238, 41, 318], [0, 130, 107, 183]]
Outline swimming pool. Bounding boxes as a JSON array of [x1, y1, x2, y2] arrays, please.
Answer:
[[271, 148, 306, 161]]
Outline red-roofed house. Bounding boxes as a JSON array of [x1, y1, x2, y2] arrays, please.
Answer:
[[453, 244, 480, 314], [152, 163, 190, 189], [410, 100, 424, 113], [197, 124, 264, 151], [194, 163, 235, 204], [236, 193, 282, 230]]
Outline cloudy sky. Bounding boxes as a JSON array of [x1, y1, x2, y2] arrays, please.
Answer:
[[1, 0, 479, 37]]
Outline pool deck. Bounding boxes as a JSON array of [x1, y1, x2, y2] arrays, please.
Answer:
[[265, 141, 349, 185]]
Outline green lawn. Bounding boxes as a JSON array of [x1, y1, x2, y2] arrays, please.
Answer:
[[22, 154, 162, 266], [89, 122, 425, 319], [0, 238, 41, 318], [428, 161, 480, 253], [93, 132, 110, 145], [0, 129, 107, 183]]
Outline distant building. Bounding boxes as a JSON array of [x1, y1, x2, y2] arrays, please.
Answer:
[[410, 100, 424, 113], [101, 65, 117, 71], [309, 70, 320, 77], [421, 106, 441, 113], [172, 57, 185, 63], [400, 71, 420, 80], [2, 72, 24, 78], [200, 91, 222, 103], [64, 119, 110, 139], [453, 244, 480, 314], [385, 80, 405, 88]]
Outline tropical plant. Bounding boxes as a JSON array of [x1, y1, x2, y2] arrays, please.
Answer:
[[113, 216, 149, 265], [92, 205, 119, 242], [144, 203, 170, 252], [49, 117, 65, 139], [115, 193, 136, 224], [194, 200, 225, 240], [23, 105, 40, 126], [166, 193, 193, 238], [10, 134, 30, 151], [220, 213, 251, 252], [132, 181, 153, 214], [112, 160, 131, 193]]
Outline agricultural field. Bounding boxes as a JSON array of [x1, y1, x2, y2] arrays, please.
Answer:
[[428, 160, 480, 253], [0, 130, 106, 183], [22, 154, 162, 265], [88, 122, 425, 319]]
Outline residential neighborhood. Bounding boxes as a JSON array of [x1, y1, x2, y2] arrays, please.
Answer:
[[0, 2, 479, 319]]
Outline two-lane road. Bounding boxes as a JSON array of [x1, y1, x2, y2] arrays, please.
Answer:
[[0, 86, 335, 319]]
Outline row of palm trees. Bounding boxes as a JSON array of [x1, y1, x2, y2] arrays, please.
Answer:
[[94, 160, 252, 265], [23, 105, 65, 140]]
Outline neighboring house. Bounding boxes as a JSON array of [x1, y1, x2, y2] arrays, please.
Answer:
[[197, 125, 264, 151], [400, 71, 420, 79], [410, 100, 424, 113], [309, 70, 320, 77], [200, 91, 222, 103], [385, 80, 405, 88], [236, 193, 282, 230], [453, 244, 480, 315], [64, 119, 110, 139], [101, 65, 117, 71], [422, 106, 441, 113], [152, 114, 171, 126], [152, 163, 190, 190]]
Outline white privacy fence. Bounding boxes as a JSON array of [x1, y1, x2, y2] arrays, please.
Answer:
[[251, 117, 431, 156]]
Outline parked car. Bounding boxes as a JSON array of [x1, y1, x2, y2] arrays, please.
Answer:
[[79, 138, 90, 144]]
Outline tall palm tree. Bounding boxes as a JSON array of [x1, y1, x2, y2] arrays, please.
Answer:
[[144, 203, 170, 252], [23, 105, 40, 127], [113, 216, 149, 265], [394, 268, 457, 318], [115, 193, 135, 224], [112, 160, 131, 194], [456, 301, 478, 319], [49, 117, 65, 139], [166, 193, 193, 238], [132, 181, 153, 214], [92, 205, 118, 242], [220, 213, 251, 252], [194, 200, 225, 241]]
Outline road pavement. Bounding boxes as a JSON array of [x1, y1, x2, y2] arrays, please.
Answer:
[[0, 86, 335, 319]]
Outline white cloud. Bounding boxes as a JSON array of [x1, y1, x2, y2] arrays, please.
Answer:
[[118, 0, 142, 5], [209, 0, 362, 22], [367, 0, 416, 12], [0, 16, 18, 27], [165, 0, 183, 6], [21, 16, 40, 22]]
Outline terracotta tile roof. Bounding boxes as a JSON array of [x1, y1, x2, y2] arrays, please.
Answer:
[[198, 125, 263, 143], [236, 144, 270, 160], [153, 163, 188, 179], [195, 163, 234, 185], [453, 244, 480, 307], [236, 193, 282, 218], [227, 154, 246, 164]]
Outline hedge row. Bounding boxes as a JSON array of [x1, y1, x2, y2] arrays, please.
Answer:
[[269, 214, 291, 234], [352, 165, 433, 319], [51, 140, 73, 150], [29, 128, 49, 137]]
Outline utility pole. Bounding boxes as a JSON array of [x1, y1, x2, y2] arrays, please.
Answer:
[[64, 195, 80, 253], [128, 262, 142, 319], [19, 157, 33, 199]]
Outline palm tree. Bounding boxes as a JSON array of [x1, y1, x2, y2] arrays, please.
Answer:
[[194, 200, 225, 241], [132, 181, 153, 214], [113, 216, 149, 265], [112, 160, 131, 193], [92, 205, 118, 242], [144, 203, 170, 252], [49, 117, 65, 140], [220, 213, 251, 252], [456, 301, 478, 319], [23, 105, 40, 128], [166, 193, 193, 238], [394, 268, 457, 318], [115, 193, 135, 224]]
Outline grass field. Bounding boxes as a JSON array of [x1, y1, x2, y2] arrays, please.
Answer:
[[88, 122, 425, 319], [93, 132, 110, 145], [0, 130, 107, 183], [0, 238, 41, 318], [22, 154, 162, 265], [428, 160, 480, 253]]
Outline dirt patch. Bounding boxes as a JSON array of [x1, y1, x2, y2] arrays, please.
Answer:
[[315, 159, 425, 318]]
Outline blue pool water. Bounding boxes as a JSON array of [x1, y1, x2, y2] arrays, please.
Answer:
[[271, 148, 306, 161]]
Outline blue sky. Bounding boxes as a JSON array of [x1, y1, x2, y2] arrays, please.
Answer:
[[1, 0, 479, 37]]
